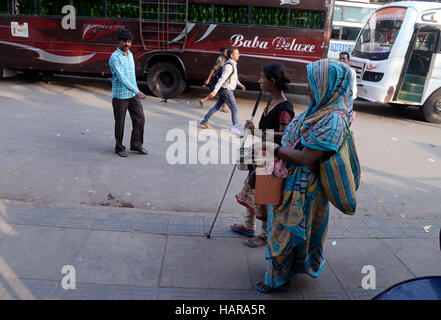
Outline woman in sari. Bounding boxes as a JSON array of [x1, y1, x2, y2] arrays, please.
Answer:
[[254, 59, 355, 293]]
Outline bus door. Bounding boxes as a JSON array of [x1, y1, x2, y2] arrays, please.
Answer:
[[395, 27, 439, 104]]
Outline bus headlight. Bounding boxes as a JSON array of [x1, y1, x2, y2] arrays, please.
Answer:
[[362, 71, 384, 82]]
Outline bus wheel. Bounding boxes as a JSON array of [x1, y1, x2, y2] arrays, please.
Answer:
[[147, 62, 186, 99], [421, 90, 441, 124], [0, 67, 3, 79]]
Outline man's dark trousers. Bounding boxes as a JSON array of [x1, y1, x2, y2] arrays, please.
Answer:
[[112, 97, 145, 153]]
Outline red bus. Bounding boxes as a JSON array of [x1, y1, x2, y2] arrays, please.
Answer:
[[0, 0, 334, 98]]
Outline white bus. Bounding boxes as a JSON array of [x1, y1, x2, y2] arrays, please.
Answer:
[[351, 1, 441, 123], [328, 0, 380, 59]]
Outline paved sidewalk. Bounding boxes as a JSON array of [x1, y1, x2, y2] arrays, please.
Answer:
[[0, 202, 440, 300]]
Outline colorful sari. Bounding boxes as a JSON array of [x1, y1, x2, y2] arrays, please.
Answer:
[[264, 59, 354, 288]]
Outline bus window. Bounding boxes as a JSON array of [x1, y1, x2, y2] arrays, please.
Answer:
[[251, 7, 289, 27], [415, 30, 438, 52], [142, 2, 157, 20], [13, 0, 36, 15], [0, 0, 8, 14], [353, 7, 407, 60], [213, 5, 248, 25], [166, 3, 186, 22], [73, 0, 104, 17], [343, 6, 375, 23], [333, 5, 343, 22], [141, 2, 186, 21], [107, 0, 138, 19], [188, 3, 213, 23], [341, 26, 361, 41], [40, 0, 71, 16], [331, 26, 341, 40], [289, 9, 324, 29]]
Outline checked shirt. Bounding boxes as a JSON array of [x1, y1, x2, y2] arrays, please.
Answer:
[[109, 48, 140, 99]]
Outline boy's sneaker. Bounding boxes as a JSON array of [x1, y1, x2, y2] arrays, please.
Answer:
[[231, 123, 244, 136], [200, 122, 212, 129]]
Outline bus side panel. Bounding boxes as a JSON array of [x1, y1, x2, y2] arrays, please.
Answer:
[[179, 24, 325, 84], [78, 18, 143, 75], [0, 15, 143, 75]]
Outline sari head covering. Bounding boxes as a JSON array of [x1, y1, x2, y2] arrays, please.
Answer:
[[282, 59, 354, 153]]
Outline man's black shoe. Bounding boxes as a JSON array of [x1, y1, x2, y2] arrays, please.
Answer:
[[130, 147, 148, 155], [116, 150, 128, 157]]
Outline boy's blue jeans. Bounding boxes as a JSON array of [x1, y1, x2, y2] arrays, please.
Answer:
[[202, 89, 238, 126]]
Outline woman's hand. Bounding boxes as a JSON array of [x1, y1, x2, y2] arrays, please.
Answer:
[[244, 120, 255, 134]]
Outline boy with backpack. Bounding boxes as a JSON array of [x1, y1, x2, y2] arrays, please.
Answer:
[[200, 47, 246, 131], [199, 45, 229, 112]]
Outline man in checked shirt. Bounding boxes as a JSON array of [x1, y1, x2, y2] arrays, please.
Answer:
[[109, 29, 147, 157]]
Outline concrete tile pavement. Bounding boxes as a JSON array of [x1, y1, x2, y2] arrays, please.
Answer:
[[71, 231, 166, 287], [380, 238, 441, 277], [0, 279, 58, 300], [0, 202, 439, 300], [0, 225, 90, 281], [324, 238, 415, 289], [160, 236, 252, 290]]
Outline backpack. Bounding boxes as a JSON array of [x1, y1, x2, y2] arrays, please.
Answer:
[[209, 61, 234, 92]]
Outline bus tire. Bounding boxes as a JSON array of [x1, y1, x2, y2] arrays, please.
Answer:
[[421, 90, 441, 124], [147, 62, 186, 99], [0, 67, 3, 79]]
